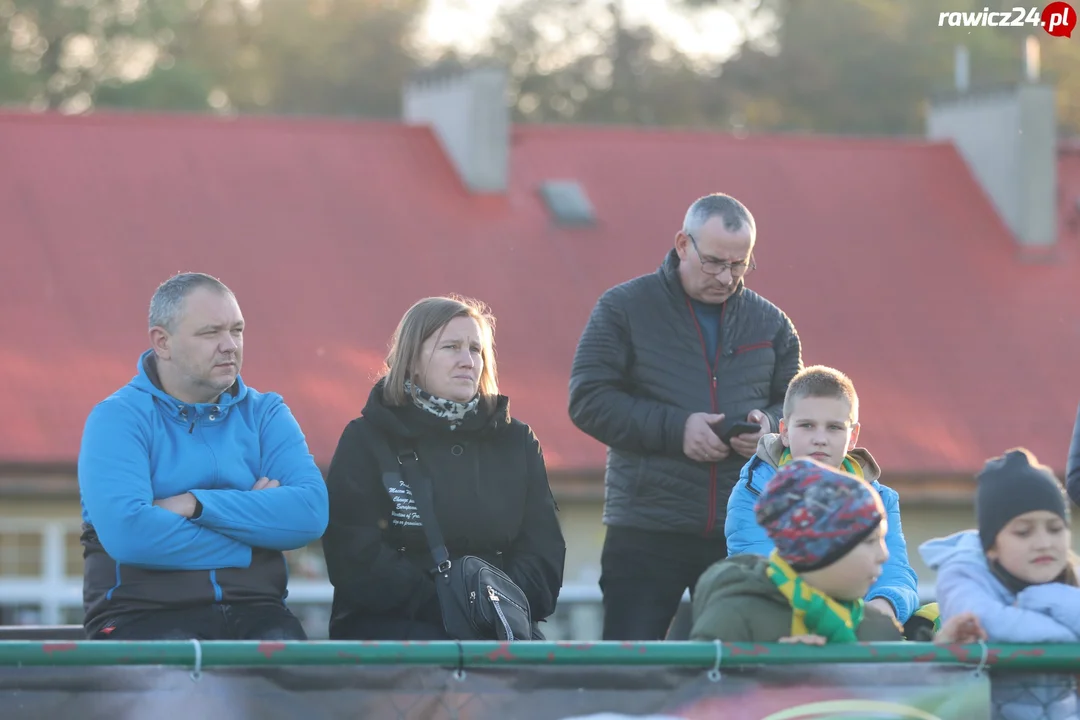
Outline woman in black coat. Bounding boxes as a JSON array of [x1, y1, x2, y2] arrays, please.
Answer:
[[322, 295, 566, 640]]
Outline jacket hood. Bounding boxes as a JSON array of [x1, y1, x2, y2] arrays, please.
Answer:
[[918, 530, 984, 572], [130, 349, 247, 422], [694, 554, 785, 610], [753, 433, 882, 483], [361, 376, 511, 439]]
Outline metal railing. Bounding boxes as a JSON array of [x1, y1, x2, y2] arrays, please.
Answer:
[[0, 640, 1072, 669]]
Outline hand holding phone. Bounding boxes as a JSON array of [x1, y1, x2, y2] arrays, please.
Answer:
[[710, 419, 761, 445]]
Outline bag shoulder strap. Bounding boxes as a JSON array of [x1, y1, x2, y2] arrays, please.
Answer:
[[363, 422, 451, 573]]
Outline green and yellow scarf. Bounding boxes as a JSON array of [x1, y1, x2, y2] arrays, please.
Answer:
[[914, 602, 942, 633], [778, 448, 864, 479], [765, 551, 865, 643]]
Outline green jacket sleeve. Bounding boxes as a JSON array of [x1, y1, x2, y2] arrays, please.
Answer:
[[690, 604, 754, 642]]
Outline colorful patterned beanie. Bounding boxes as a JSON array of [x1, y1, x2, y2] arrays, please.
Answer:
[[754, 457, 885, 572]]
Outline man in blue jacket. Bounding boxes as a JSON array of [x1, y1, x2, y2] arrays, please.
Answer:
[[78, 272, 329, 640], [724, 365, 920, 625]]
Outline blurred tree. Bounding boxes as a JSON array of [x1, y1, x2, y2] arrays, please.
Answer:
[[469, 0, 1080, 135], [1043, 39, 1080, 135], [0, 0, 211, 111], [206, 0, 427, 116], [476, 0, 734, 127], [94, 64, 218, 111], [0, 44, 33, 106], [0, 0, 1074, 137], [713, 0, 1080, 135], [0, 0, 428, 116]]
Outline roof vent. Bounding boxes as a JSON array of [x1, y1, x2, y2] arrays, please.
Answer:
[[539, 180, 595, 227]]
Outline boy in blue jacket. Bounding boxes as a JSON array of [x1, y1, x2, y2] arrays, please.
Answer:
[[724, 365, 919, 624]]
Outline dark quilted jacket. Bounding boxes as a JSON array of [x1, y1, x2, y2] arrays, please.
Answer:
[[568, 249, 802, 537]]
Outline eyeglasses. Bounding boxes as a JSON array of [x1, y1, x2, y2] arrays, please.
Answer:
[[686, 232, 756, 277]]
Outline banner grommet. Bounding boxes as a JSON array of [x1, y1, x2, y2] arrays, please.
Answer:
[[707, 640, 722, 682], [973, 639, 989, 678], [190, 639, 203, 682]]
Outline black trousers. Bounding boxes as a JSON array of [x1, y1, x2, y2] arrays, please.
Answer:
[[89, 602, 307, 641], [599, 525, 728, 641]]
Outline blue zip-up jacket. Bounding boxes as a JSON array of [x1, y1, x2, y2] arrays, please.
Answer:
[[78, 350, 329, 635], [921, 531, 1080, 720], [724, 434, 920, 623]]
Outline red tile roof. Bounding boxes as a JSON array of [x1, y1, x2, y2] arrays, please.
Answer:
[[2, 111, 1079, 476]]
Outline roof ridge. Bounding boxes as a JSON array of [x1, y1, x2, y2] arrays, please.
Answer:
[[0, 110, 431, 136]]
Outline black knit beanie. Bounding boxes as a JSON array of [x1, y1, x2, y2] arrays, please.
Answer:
[[976, 448, 1069, 551]]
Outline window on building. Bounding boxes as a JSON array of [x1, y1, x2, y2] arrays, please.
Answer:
[[0, 521, 87, 626], [0, 532, 43, 577]]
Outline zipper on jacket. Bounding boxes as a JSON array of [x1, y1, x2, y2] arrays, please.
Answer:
[[743, 458, 763, 497], [685, 298, 726, 536]]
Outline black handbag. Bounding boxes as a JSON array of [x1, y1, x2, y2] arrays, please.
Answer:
[[368, 428, 533, 641]]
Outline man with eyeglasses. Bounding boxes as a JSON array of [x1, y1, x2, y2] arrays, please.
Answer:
[[569, 193, 803, 641]]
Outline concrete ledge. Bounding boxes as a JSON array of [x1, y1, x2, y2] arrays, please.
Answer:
[[0, 625, 84, 640]]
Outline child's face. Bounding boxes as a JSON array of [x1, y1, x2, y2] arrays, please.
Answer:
[[779, 395, 860, 468], [801, 522, 889, 601], [987, 510, 1070, 585]]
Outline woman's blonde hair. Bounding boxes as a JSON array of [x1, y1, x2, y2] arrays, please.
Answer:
[[381, 295, 499, 406]]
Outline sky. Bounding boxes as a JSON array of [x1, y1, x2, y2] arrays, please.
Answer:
[[419, 0, 752, 62]]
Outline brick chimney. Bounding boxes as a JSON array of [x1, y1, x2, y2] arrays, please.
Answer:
[[403, 66, 510, 194]]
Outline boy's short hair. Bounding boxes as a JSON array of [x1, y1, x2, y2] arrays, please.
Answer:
[[783, 365, 859, 423]]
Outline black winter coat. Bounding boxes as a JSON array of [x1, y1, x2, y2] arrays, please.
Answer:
[[568, 249, 802, 537], [322, 379, 566, 640]]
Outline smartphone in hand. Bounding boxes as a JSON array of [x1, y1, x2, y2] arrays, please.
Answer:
[[710, 419, 761, 445]]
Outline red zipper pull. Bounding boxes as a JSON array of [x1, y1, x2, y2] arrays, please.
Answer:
[[712, 375, 717, 390]]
